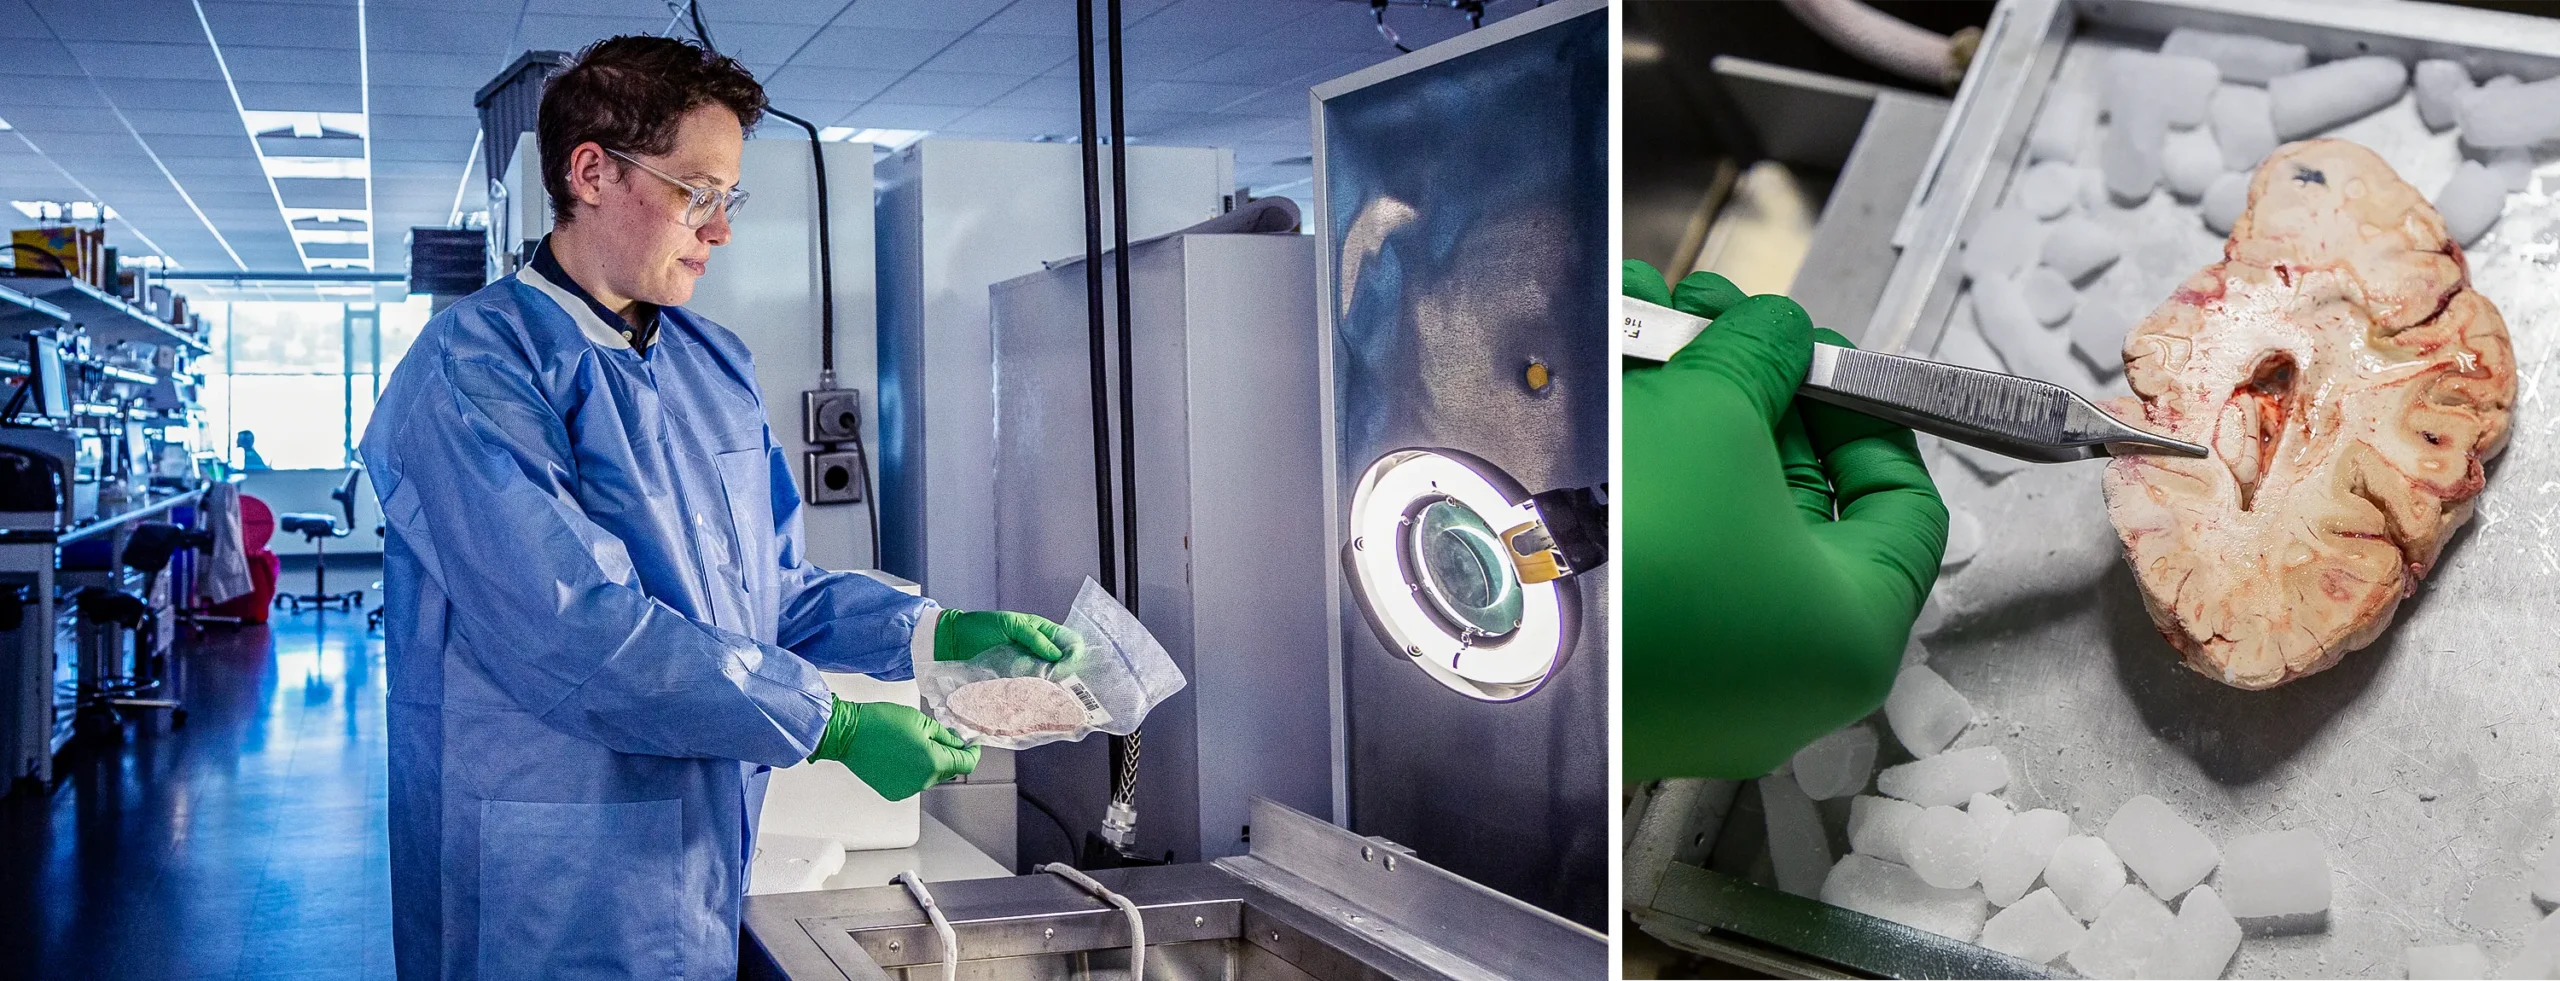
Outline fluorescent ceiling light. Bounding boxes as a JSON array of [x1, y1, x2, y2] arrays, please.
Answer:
[[264, 158, 370, 180], [240, 110, 369, 142], [0, 117, 11, 131], [292, 229, 369, 246], [231, 110, 373, 271]]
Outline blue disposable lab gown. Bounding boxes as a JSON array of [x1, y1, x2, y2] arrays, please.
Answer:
[[362, 257, 932, 980]]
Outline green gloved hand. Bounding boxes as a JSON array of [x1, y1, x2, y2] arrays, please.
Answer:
[[807, 698, 979, 801], [1623, 260, 1948, 784], [934, 608, 1083, 665]]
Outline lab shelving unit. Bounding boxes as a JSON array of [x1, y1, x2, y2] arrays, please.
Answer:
[[0, 270, 213, 793]]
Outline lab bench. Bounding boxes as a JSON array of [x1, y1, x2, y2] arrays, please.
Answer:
[[0, 484, 208, 790]]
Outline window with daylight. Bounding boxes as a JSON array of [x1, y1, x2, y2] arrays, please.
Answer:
[[196, 297, 433, 471]]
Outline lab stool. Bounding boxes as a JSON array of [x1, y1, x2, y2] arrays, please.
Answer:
[[79, 521, 210, 728], [278, 469, 364, 614]]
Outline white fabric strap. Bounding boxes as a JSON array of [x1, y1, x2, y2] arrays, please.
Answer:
[[516, 262, 634, 350]]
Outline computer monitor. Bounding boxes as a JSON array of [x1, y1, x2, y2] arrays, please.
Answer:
[[28, 335, 68, 421]]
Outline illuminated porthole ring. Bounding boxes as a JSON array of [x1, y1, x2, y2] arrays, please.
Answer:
[[1345, 448, 1574, 702]]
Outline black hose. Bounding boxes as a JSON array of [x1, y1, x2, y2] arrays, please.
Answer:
[[1103, 0, 1143, 818], [1075, 0, 1119, 601], [764, 107, 836, 384], [1107, 0, 1138, 619], [853, 428, 881, 569]]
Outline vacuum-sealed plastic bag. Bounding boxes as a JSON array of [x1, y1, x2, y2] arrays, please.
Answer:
[[920, 577, 1185, 750]]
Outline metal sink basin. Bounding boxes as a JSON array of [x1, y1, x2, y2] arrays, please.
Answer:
[[743, 799, 1604, 981]]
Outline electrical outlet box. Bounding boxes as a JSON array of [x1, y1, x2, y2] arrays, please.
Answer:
[[805, 449, 863, 505], [803, 388, 861, 445]]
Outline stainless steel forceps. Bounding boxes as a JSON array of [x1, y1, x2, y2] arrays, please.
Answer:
[[1621, 295, 2210, 463]]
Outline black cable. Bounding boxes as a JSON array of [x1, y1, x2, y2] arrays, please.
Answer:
[[1075, 0, 1119, 601], [1371, 0, 1413, 53], [1104, 0, 1143, 819], [685, 1, 716, 53], [764, 108, 836, 384], [852, 428, 881, 569], [1107, 0, 1137, 619]]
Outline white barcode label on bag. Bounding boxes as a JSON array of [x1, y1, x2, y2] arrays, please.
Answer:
[[1059, 675, 1113, 728]]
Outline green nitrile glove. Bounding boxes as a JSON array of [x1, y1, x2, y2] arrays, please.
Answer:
[[1623, 260, 1949, 783], [934, 608, 1083, 665], [807, 698, 979, 801]]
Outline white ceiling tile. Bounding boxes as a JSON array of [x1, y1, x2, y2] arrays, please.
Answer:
[[917, 31, 1072, 76], [870, 71, 1032, 107], [835, 103, 974, 130], [31, 0, 207, 44], [231, 81, 364, 113], [1212, 84, 1316, 119], [19, 130, 140, 157], [786, 26, 964, 72], [939, 105, 1079, 139], [368, 8, 515, 55], [706, 0, 854, 26], [986, 74, 1083, 110], [368, 50, 508, 89], [0, 72, 111, 108], [753, 100, 861, 130], [118, 109, 249, 136], [0, 105, 130, 133], [142, 134, 256, 159], [369, 85, 481, 118], [836, 0, 1013, 33], [1165, 44, 1360, 86], [216, 45, 362, 86], [70, 42, 226, 81], [971, 0, 1182, 38], [201, 0, 360, 47], [369, 138, 478, 163], [367, 113, 480, 143], [92, 77, 239, 114], [1127, 0, 1321, 46], [512, 14, 673, 53], [697, 19, 828, 68], [1122, 80, 1262, 114], [761, 68, 905, 106], [0, 37, 81, 74]]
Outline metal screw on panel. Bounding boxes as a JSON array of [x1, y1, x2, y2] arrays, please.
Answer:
[[1193, 916, 1205, 928], [1271, 931, 1282, 943], [1043, 928, 1055, 940], [1362, 846, 1375, 862], [887, 941, 901, 951], [1384, 855, 1398, 871]]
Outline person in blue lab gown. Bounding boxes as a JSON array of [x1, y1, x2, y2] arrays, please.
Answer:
[[361, 38, 1078, 980]]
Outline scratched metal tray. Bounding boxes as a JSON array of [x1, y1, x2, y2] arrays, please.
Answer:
[[1863, 0, 2560, 977], [1638, 1, 2560, 981]]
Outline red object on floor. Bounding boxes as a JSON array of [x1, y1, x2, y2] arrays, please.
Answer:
[[210, 494, 279, 624]]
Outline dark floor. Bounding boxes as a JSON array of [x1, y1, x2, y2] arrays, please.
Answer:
[[0, 558, 392, 981]]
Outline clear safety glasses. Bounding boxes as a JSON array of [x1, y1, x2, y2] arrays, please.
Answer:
[[605, 148, 749, 228]]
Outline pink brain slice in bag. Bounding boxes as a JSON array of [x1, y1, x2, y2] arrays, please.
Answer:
[[946, 676, 1090, 738]]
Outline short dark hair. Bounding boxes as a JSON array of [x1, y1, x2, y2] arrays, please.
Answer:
[[537, 36, 766, 225]]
